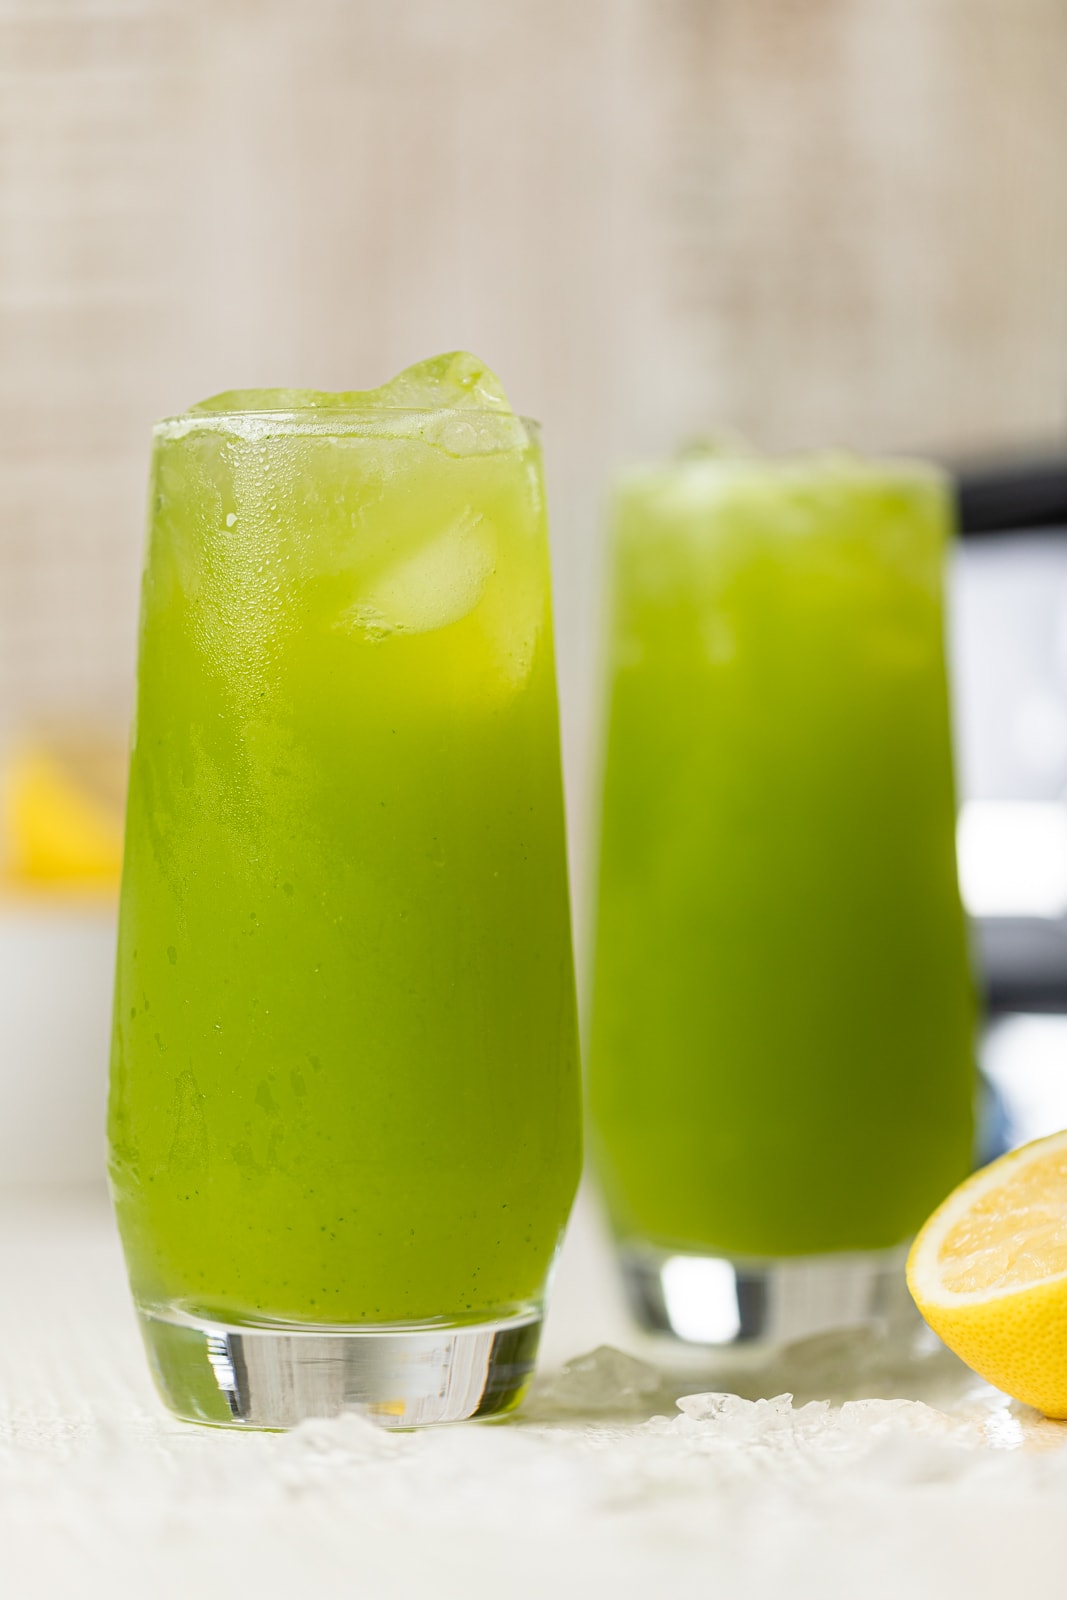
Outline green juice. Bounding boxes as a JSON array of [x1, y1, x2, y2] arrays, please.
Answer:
[[589, 455, 975, 1261], [109, 355, 581, 1336]]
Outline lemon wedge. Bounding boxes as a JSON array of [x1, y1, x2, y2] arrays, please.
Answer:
[[907, 1129, 1067, 1417], [1, 741, 125, 892]]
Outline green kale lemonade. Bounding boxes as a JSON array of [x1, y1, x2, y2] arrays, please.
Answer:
[[588, 452, 975, 1352], [108, 354, 582, 1427]]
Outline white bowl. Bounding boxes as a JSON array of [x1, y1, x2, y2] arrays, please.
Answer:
[[0, 902, 116, 1184]]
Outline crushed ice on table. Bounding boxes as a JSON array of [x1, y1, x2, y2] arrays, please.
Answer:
[[700, 1320, 972, 1408], [663, 1389, 968, 1451], [528, 1345, 669, 1418], [7, 1347, 1067, 1597]]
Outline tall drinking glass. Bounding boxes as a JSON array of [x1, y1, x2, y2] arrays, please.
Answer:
[[588, 452, 975, 1359], [109, 354, 582, 1428]]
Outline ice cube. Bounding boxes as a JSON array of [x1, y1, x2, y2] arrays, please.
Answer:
[[345, 508, 495, 638], [355, 350, 513, 413], [182, 354, 528, 456], [189, 351, 512, 416]]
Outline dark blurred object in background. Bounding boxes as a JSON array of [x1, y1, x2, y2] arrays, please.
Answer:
[[956, 458, 1067, 538]]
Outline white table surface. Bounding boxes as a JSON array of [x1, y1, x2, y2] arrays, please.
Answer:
[[3, 1184, 1066, 1600]]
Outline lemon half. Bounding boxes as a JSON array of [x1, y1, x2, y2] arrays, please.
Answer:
[[907, 1129, 1067, 1417]]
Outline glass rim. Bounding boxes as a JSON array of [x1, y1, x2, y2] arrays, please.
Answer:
[[153, 406, 541, 435], [619, 445, 946, 480]]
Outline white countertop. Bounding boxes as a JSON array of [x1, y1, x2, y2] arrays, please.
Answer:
[[3, 1185, 1066, 1600]]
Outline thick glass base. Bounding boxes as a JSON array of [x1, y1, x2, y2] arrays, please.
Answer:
[[138, 1304, 542, 1430], [619, 1241, 911, 1356]]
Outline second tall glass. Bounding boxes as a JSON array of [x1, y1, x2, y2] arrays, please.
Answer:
[[588, 451, 975, 1358]]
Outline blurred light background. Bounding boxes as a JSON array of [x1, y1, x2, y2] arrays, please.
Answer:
[[1, 0, 1067, 1181]]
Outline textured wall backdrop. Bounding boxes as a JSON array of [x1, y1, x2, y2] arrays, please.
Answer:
[[2, 0, 1066, 893]]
